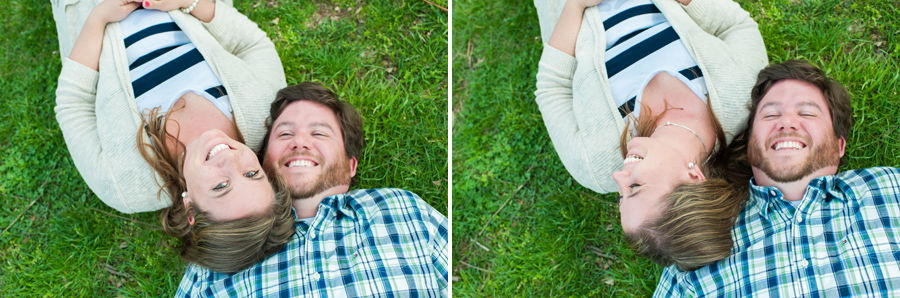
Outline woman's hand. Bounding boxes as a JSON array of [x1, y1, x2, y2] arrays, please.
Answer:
[[143, 0, 216, 23], [91, 0, 142, 23], [141, 0, 194, 12]]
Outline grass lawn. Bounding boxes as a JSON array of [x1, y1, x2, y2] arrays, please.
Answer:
[[0, 0, 447, 296], [452, 0, 899, 296]]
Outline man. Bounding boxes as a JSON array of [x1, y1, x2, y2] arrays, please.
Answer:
[[175, 82, 449, 297], [655, 60, 900, 296]]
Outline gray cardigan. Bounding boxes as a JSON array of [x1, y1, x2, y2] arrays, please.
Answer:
[[54, 1, 286, 213], [534, 0, 768, 193]]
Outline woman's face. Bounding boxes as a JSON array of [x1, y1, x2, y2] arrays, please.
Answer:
[[612, 137, 702, 233], [182, 129, 274, 222]]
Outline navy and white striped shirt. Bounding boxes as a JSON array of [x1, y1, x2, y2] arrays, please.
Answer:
[[596, 0, 707, 119], [120, 9, 232, 119]]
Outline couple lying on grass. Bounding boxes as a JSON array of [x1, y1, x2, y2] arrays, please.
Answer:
[[53, 0, 447, 295], [535, 0, 900, 296]]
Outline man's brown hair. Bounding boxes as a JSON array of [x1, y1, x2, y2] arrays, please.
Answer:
[[748, 59, 854, 166], [259, 82, 366, 186]]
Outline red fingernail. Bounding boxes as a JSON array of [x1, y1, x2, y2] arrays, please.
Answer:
[[143, 1, 148, 7]]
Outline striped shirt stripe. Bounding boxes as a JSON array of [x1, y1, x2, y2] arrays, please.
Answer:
[[123, 22, 180, 47], [606, 26, 679, 78], [131, 48, 204, 98]]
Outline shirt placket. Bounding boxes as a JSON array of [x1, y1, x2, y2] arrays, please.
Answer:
[[791, 204, 812, 296]]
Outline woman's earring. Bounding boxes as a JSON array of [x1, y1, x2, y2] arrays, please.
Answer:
[[182, 192, 187, 198], [688, 162, 695, 169]]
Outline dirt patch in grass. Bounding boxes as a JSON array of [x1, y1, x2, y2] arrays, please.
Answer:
[[306, 0, 365, 28]]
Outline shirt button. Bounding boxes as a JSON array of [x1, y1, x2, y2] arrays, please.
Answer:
[[311, 272, 321, 279], [799, 259, 809, 267], [769, 190, 777, 197], [310, 233, 316, 239], [797, 217, 803, 223]]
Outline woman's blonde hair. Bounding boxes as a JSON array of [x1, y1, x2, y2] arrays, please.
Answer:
[[137, 107, 295, 273], [617, 98, 749, 271]]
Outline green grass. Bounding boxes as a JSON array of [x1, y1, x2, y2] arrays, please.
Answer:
[[0, 0, 446, 296], [451, 0, 900, 296]]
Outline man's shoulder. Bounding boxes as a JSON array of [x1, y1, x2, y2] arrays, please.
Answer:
[[837, 167, 900, 180], [344, 188, 435, 214]]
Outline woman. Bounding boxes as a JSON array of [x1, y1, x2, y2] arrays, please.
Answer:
[[534, 0, 767, 269], [53, 0, 293, 273]]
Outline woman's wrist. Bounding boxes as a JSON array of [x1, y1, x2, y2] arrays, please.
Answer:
[[181, 0, 201, 13]]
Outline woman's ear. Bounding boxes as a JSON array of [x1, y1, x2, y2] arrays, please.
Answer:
[[182, 192, 196, 225], [688, 167, 706, 181]]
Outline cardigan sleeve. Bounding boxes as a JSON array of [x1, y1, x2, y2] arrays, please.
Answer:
[[201, 1, 286, 90], [681, 0, 768, 69], [54, 58, 124, 212], [534, 44, 605, 192]]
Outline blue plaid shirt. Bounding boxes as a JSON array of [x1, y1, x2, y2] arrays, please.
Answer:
[[175, 188, 449, 297], [655, 167, 900, 297]]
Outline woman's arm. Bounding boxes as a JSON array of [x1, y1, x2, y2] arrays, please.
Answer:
[[199, 2, 285, 88], [680, 0, 767, 67], [547, 0, 604, 56], [68, 0, 141, 70], [534, 2, 611, 193]]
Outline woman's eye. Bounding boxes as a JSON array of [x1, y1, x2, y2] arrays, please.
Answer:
[[213, 181, 228, 191], [244, 170, 259, 178], [629, 183, 641, 189]]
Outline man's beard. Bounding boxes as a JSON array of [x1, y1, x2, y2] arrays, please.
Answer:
[[269, 153, 352, 200], [749, 131, 840, 183]]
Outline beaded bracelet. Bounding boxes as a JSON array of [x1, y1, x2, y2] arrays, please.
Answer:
[[181, 0, 201, 14]]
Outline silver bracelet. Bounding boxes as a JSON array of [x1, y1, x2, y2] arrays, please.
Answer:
[[181, 0, 201, 14]]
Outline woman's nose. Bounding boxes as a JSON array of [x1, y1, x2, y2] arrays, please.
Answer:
[[612, 171, 629, 185]]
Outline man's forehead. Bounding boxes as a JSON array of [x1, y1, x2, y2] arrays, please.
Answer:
[[275, 101, 339, 125]]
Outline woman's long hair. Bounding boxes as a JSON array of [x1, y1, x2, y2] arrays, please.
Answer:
[[137, 107, 295, 273], [617, 98, 750, 271]]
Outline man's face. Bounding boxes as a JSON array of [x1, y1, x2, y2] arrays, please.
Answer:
[[264, 100, 357, 199], [748, 79, 845, 183]]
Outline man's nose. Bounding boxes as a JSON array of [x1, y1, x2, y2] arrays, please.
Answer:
[[289, 136, 311, 151], [777, 115, 799, 131]]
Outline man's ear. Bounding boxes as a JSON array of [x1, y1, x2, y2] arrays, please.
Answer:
[[349, 156, 358, 178], [688, 167, 706, 182], [838, 136, 846, 157]]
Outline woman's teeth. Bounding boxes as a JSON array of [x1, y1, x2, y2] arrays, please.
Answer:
[[206, 144, 230, 160], [624, 154, 643, 165]]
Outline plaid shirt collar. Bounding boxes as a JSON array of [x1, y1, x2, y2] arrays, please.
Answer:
[[748, 174, 849, 219], [293, 191, 361, 236]]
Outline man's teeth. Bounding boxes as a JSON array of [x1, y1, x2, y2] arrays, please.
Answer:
[[206, 144, 230, 160], [288, 160, 315, 167], [624, 155, 643, 165], [774, 141, 804, 150]]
